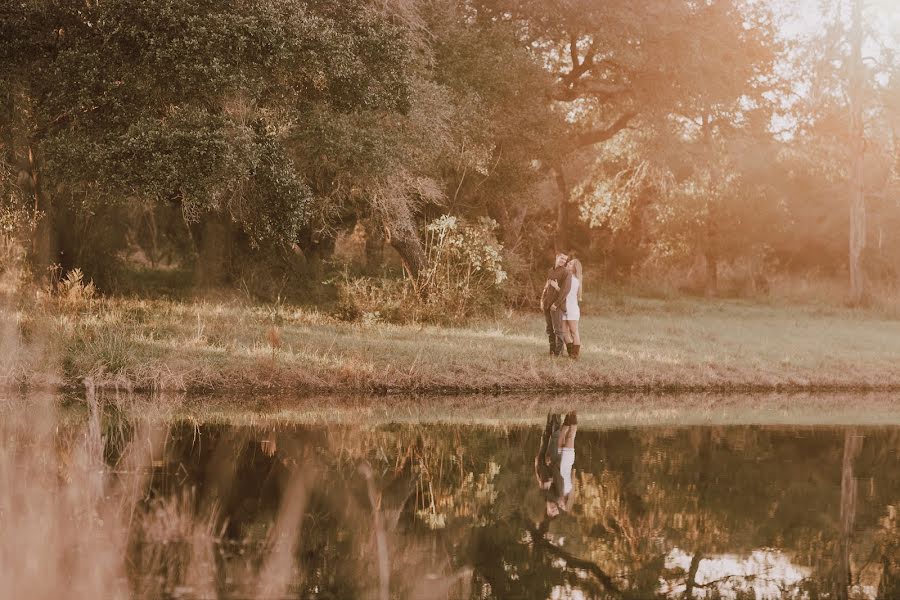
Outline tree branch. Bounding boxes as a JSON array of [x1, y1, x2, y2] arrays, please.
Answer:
[[556, 33, 627, 101], [574, 111, 637, 148], [527, 524, 622, 596], [569, 32, 580, 73], [553, 79, 629, 102]]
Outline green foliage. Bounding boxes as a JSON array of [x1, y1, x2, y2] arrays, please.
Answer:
[[1, 0, 415, 260], [422, 215, 507, 283], [0, 177, 36, 284]]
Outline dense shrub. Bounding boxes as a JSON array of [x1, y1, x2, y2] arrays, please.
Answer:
[[416, 215, 507, 323], [336, 216, 508, 325]]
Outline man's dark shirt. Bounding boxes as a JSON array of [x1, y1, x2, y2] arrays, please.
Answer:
[[537, 413, 563, 498], [541, 265, 571, 310]]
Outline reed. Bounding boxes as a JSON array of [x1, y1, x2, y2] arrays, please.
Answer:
[[0, 389, 479, 599]]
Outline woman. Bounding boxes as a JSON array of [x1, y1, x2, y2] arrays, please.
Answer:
[[562, 258, 582, 359], [556, 411, 577, 512]]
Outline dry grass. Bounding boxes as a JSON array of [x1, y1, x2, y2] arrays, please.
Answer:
[[6, 291, 900, 394], [0, 390, 157, 599], [0, 390, 476, 599]]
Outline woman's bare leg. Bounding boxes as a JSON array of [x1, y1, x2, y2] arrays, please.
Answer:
[[571, 321, 580, 346], [562, 320, 575, 344]]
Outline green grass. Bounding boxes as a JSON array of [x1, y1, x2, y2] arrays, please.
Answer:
[[7, 292, 900, 393]]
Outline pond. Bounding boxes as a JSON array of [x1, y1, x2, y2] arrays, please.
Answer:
[[1, 392, 899, 599]]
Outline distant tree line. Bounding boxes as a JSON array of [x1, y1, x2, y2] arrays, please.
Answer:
[[1, 0, 898, 306]]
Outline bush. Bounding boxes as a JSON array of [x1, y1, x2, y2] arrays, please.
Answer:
[[52, 267, 97, 307], [335, 216, 509, 325], [334, 274, 412, 324], [416, 216, 507, 324], [0, 191, 38, 292]]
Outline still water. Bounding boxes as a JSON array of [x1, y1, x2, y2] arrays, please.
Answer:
[[2, 395, 899, 600]]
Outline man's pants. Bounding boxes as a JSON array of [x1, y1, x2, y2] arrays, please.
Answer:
[[544, 307, 566, 354]]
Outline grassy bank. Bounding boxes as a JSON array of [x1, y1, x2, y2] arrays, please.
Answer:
[[6, 291, 900, 393], [114, 392, 900, 427]]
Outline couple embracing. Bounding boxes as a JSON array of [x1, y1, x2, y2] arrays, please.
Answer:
[[540, 251, 582, 358]]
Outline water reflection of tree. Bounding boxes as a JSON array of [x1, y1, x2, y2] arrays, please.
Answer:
[[466, 426, 900, 599], [80, 417, 900, 599], [878, 501, 900, 599], [835, 430, 863, 600]]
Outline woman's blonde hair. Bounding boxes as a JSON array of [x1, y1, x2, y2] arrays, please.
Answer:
[[569, 258, 583, 301]]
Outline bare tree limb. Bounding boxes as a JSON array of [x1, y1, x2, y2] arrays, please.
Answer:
[[574, 111, 637, 148], [553, 80, 629, 102], [558, 34, 598, 89], [527, 524, 622, 596], [568, 32, 580, 74]]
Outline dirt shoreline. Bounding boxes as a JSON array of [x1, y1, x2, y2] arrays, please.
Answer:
[[21, 389, 900, 427], [34, 380, 900, 396]]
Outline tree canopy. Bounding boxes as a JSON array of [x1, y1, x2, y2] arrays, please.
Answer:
[[1, 0, 898, 308]]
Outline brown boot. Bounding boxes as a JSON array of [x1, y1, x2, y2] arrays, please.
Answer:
[[571, 345, 580, 359], [565, 342, 574, 357]]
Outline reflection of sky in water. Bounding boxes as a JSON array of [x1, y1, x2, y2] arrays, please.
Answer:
[[663, 548, 811, 599], [550, 585, 586, 600]]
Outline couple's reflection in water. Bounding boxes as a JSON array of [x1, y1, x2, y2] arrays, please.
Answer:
[[535, 410, 578, 519], [525, 411, 623, 597]]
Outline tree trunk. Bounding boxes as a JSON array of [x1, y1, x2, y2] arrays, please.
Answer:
[[385, 212, 425, 279], [704, 198, 718, 297], [685, 430, 712, 599], [363, 217, 385, 274], [553, 164, 569, 251], [1, 90, 15, 166], [498, 200, 527, 250], [701, 113, 718, 297], [836, 429, 863, 600], [704, 247, 718, 297], [848, 0, 866, 304], [190, 212, 231, 288], [28, 145, 56, 281], [684, 552, 702, 599]]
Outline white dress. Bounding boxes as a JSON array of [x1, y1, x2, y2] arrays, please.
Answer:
[[560, 448, 575, 495], [564, 277, 580, 321]]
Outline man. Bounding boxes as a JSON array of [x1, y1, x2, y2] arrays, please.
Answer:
[[534, 412, 564, 517], [540, 252, 571, 356]]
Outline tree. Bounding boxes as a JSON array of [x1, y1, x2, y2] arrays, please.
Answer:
[[848, 0, 866, 303], [786, 0, 899, 302], [464, 0, 783, 268], [0, 0, 415, 286], [570, 1, 780, 292]]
